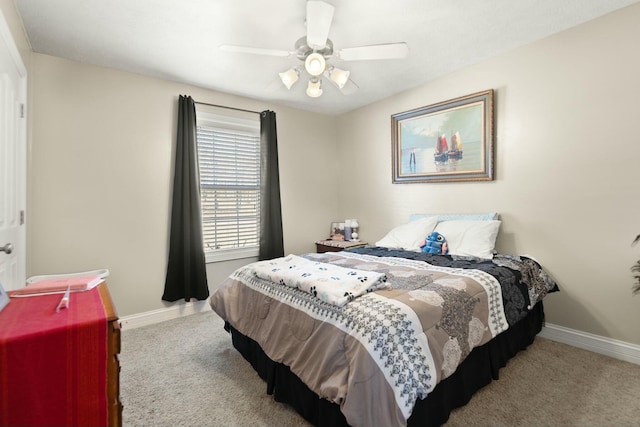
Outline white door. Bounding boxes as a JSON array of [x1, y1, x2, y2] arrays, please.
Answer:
[[0, 11, 27, 291]]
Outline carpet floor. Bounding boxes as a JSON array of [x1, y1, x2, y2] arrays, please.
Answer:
[[120, 310, 640, 427]]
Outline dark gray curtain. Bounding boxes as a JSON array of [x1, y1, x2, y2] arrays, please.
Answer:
[[258, 110, 284, 260], [162, 95, 209, 301]]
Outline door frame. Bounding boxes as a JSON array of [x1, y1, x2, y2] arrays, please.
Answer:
[[0, 9, 27, 290]]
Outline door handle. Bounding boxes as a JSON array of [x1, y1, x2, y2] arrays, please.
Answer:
[[0, 243, 13, 254]]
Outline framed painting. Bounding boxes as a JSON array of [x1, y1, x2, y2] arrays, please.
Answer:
[[391, 89, 494, 183]]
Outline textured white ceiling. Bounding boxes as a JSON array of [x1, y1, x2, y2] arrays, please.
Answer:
[[15, 0, 640, 115]]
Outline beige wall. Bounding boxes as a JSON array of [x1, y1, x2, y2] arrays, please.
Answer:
[[336, 4, 640, 345], [27, 54, 339, 316]]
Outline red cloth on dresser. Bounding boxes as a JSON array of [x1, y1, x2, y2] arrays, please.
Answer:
[[0, 287, 108, 427]]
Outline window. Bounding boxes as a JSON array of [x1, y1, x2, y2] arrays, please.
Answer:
[[196, 112, 260, 262]]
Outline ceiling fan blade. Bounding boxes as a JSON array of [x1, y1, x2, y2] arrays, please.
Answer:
[[219, 45, 292, 57], [338, 42, 409, 61], [306, 1, 334, 50]]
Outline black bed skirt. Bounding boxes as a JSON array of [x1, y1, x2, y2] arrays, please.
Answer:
[[225, 301, 544, 427]]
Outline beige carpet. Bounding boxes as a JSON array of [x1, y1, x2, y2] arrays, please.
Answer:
[[445, 336, 640, 426], [120, 311, 640, 427]]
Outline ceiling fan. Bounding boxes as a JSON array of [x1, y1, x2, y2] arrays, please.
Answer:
[[219, 1, 409, 98]]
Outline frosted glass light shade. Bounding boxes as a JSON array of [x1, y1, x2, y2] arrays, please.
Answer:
[[329, 67, 350, 88], [306, 78, 323, 98], [279, 68, 299, 90], [304, 53, 326, 76]]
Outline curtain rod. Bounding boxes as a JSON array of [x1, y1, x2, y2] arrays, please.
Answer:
[[194, 101, 261, 115]]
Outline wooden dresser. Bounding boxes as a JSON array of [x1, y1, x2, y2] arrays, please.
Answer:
[[99, 282, 123, 427], [0, 282, 122, 427]]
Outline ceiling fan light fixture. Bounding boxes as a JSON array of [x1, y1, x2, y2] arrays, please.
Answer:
[[279, 67, 299, 89], [220, 1, 409, 101], [306, 78, 323, 98], [304, 52, 326, 76], [329, 66, 350, 88]]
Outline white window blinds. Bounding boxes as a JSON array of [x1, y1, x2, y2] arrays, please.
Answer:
[[196, 118, 260, 260]]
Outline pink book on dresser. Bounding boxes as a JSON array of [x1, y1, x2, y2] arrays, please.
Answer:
[[10, 275, 104, 296]]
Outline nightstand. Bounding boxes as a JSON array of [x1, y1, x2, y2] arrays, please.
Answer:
[[315, 239, 367, 253]]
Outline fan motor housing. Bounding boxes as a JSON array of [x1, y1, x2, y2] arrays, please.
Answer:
[[295, 36, 333, 61]]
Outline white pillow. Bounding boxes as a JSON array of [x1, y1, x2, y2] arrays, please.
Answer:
[[434, 220, 501, 259], [375, 216, 439, 251]]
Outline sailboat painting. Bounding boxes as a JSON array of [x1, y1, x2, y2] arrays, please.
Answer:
[[391, 90, 494, 183]]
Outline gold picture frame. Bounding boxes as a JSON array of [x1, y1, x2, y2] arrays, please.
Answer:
[[391, 89, 494, 183]]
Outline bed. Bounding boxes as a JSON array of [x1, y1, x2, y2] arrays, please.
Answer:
[[209, 215, 558, 426]]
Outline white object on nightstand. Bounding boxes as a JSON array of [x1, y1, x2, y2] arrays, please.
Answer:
[[350, 219, 359, 241]]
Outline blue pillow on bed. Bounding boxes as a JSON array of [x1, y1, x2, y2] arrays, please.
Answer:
[[409, 212, 499, 222]]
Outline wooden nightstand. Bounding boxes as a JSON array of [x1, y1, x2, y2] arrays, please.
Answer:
[[315, 239, 367, 253]]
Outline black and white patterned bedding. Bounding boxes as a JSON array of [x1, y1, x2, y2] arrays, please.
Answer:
[[210, 248, 558, 427], [347, 246, 559, 324]]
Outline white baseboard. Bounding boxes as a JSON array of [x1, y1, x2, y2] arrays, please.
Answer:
[[118, 300, 211, 330], [540, 323, 640, 365]]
